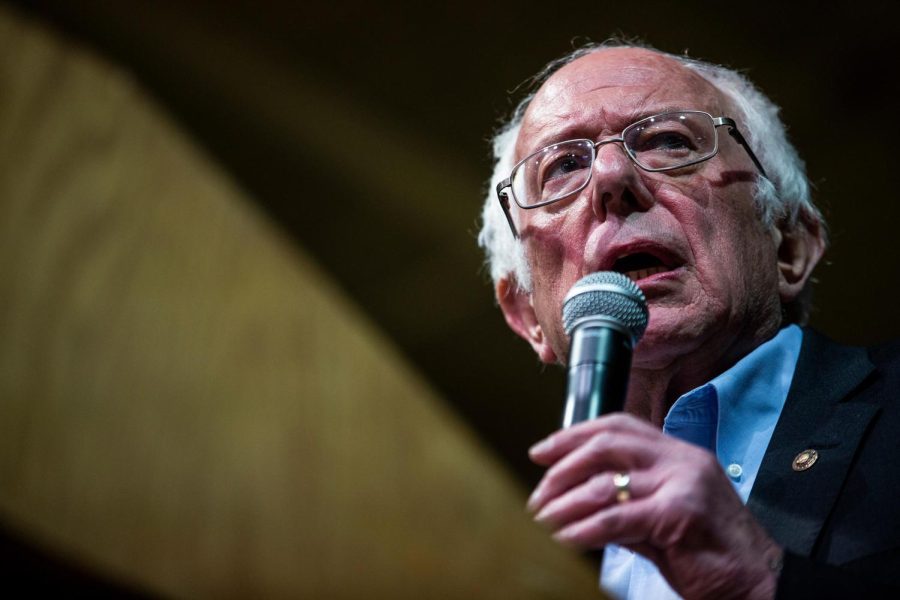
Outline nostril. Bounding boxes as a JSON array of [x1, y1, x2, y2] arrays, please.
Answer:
[[594, 187, 642, 221], [592, 191, 613, 220]]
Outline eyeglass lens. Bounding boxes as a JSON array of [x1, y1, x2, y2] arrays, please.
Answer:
[[511, 112, 718, 207]]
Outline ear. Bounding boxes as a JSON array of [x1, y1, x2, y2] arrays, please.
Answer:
[[773, 217, 826, 304], [496, 277, 558, 364]]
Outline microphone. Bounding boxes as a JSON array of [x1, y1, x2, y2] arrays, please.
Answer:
[[561, 272, 649, 427]]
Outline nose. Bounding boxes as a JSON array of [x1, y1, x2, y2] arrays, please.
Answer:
[[588, 139, 655, 221]]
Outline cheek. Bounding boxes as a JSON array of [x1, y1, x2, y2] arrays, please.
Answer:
[[657, 181, 764, 311], [692, 194, 779, 314], [657, 180, 715, 243], [532, 287, 567, 358], [520, 208, 590, 289], [519, 210, 592, 358]]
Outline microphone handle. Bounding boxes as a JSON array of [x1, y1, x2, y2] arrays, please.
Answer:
[[561, 322, 635, 571], [562, 324, 633, 428]]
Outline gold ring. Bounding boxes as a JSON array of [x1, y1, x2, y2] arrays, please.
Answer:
[[613, 472, 631, 503]]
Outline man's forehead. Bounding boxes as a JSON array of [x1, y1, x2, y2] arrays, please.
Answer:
[[544, 50, 681, 96], [518, 48, 720, 154]]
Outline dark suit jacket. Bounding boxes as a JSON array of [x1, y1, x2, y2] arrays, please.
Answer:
[[747, 329, 900, 598]]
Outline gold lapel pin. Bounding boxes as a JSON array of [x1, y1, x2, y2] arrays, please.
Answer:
[[792, 449, 819, 472]]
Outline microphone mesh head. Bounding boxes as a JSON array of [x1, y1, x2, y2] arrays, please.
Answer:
[[562, 272, 649, 341]]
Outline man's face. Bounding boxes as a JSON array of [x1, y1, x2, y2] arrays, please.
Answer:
[[510, 48, 784, 373]]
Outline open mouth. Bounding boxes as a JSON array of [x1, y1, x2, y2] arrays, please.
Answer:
[[612, 252, 676, 283]]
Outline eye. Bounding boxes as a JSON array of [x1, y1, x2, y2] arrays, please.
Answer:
[[630, 129, 698, 154], [642, 131, 694, 151], [540, 149, 593, 183], [623, 113, 716, 170]]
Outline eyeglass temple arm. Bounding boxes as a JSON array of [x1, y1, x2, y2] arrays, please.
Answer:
[[496, 177, 520, 238], [714, 117, 769, 179]]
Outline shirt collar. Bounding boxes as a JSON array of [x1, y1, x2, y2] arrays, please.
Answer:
[[663, 325, 803, 452], [711, 324, 802, 455]]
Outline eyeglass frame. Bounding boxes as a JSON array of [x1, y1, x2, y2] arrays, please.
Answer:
[[495, 110, 768, 238]]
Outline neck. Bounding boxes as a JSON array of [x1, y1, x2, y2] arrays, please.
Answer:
[[624, 322, 781, 427]]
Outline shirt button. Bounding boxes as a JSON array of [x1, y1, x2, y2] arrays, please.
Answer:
[[727, 463, 743, 478]]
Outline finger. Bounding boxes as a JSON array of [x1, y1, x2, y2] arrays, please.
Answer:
[[553, 496, 659, 550], [529, 413, 661, 466], [535, 473, 618, 528], [527, 434, 656, 512], [535, 470, 654, 530]]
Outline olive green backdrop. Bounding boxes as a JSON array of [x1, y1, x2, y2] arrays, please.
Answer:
[[0, 5, 603, 597], [14, 0, 893, 483]]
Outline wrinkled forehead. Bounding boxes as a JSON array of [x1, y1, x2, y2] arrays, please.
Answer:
[[517, 48, 727, 159]]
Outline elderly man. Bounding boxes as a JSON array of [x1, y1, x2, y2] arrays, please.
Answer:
[[479, 43, 900, 599]]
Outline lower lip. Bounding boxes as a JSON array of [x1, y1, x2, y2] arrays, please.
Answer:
[[632, 266, 683, 287]]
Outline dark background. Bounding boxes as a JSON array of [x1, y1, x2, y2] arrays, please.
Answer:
[[12, 0, 900, 485]]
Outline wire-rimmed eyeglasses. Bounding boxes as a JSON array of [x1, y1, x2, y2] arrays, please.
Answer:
[[495, 110, 767, 238]]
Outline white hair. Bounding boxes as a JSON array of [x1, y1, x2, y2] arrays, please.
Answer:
[[478, 42, 825, 320]]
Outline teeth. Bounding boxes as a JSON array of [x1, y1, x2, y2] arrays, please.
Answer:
[[625, 266, 668, 282]]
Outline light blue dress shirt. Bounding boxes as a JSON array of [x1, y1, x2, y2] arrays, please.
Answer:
[[600, 325, 803, 600]]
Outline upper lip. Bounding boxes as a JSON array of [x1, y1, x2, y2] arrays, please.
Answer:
[[592, 239, 685, 273]]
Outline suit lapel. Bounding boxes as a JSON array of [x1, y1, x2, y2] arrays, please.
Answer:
[[747, 329, 879, 556]]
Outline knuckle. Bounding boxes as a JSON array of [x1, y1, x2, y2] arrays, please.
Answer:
[[569, 418, 606, 439], [600, 412, 638, 433], [588, 473, 611, 501], [585, 431, 612, 458]]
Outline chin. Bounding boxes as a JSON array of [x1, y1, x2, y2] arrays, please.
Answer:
[[632, 309, 712, 369]]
